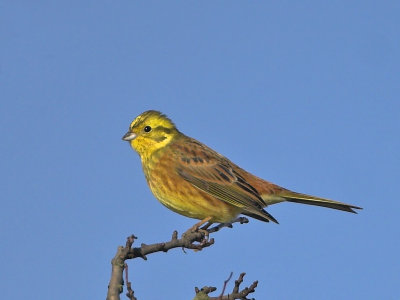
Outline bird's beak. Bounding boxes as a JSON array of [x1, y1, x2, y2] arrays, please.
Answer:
[[122, 131, 137, 141]]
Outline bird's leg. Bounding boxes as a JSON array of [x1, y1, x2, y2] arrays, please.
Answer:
[[190, 216, 212, 231], [200, 220, 213, 230], [189, 216, 212, 243], [199, 220, 214, 243]]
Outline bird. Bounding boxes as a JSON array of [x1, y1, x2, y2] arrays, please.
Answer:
[[122, 110, 361, 225]]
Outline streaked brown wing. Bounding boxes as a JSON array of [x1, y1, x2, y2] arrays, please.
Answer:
[[172, 138, 278, 223]]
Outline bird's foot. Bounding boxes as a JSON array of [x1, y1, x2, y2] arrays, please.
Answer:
[[188, 217, 212, 247]]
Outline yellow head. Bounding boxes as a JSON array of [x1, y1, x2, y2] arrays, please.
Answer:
[[122, 110, 179, 160]]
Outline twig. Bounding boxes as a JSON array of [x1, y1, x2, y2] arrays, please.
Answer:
[[125, 263, 136, 300], [126, 228, 214, 260], [208, 217, 249, 234], [193, 273, 258, 300], [107, 235, 137, 300], [218, 272, 233, 299]]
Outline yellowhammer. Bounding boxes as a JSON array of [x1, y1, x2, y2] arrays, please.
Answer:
[[122, 110, 361, 224]]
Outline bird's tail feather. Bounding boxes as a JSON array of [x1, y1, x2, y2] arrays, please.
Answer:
[[279, 191, 362, 213]]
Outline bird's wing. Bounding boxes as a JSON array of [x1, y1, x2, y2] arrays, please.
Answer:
[[172, 140, 278, 223]]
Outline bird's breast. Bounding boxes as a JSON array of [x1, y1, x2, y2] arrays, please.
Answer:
[[142, 154, 241, 222]]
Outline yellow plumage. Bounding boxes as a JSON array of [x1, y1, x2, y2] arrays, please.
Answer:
[[123, 110, 361, 224]]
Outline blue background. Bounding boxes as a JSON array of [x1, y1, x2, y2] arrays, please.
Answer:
[[1, 1, 399, 299]]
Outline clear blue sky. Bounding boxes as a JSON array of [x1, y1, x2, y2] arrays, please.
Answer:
[[1, 1, 399, 299]]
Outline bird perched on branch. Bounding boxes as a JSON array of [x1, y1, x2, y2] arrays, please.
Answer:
[[122, 110, 361, 225]]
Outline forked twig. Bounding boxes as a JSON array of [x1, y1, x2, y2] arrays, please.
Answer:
[[193, 272, 258, 300]]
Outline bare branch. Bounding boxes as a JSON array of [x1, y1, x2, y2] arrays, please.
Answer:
[[218, 272, 233, 299], [126, 228, 214, 260], [208, 217, 249, 234], [107, 235, 137, 300], [106, 218, 250, 299], [193, 273, 258, 300], [125, 263, 136, 300]]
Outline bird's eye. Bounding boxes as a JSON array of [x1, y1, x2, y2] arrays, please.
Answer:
[[144, 126, 152, 132]]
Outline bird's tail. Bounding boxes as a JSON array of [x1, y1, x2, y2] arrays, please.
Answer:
[[278, 191, 362, 213]]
